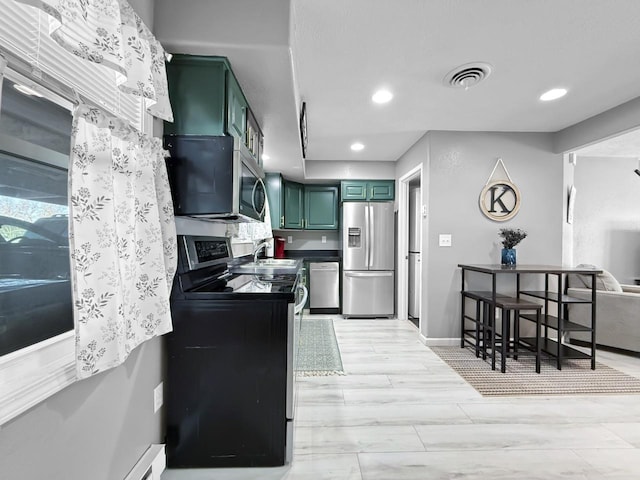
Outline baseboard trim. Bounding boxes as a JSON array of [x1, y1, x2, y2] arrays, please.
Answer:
[[418, 333, 460, 347], [418, 336, 459, 347]]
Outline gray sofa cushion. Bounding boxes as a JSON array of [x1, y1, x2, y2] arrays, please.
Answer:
[[568, 264, 623, 292]]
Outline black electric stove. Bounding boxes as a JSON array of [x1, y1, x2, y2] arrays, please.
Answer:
[[166, 235, 302, 469], [171, 235, 298, 300]]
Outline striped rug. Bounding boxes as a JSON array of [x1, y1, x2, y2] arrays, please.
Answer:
[[431, 346, 640, 397], [296, 317, 345, 377]]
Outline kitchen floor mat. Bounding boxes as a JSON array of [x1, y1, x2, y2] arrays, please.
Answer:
[[296, 316, 345, 376]]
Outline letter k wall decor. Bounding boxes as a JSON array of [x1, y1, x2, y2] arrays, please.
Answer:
[[479, 157, 521, 222]]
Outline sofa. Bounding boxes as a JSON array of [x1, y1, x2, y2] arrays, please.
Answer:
[[567, 267, 640, 354]]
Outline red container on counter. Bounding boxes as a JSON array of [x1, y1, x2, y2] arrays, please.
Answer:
[[274, 236, 286, 258]]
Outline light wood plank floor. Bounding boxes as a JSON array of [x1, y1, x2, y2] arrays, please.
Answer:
[[163, 315, 640, 480]]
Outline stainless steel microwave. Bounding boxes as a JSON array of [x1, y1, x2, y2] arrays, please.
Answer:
[[164, 135, 266, 222]]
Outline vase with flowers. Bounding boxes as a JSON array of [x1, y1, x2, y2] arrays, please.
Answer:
[[498, 228, 527, 265]]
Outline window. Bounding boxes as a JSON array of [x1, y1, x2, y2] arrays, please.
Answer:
[[0, 70, 76, 425], [0, 74, 72, 357]]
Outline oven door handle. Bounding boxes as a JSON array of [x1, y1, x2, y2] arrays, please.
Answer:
[[294, 284, 308, 314]]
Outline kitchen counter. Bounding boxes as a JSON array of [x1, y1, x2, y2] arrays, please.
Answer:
[[282, 250, 341, 262]]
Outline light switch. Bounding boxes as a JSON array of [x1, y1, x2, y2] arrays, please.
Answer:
[[421, 204, 427, 218], [439, 234, 452, 247], [287, 236, 293, 244], [321, 235, 327, 244]]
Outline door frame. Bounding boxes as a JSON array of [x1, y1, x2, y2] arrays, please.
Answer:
[[397, 164, 423, 327]]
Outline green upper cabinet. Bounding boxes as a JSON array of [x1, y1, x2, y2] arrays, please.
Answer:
[[164, 55, 227, 136], [340, 181, 368, 201], [226, 71, 247, 140], [265, 176, 339, 230], [367, 180, 395, 200], [164, 55, 261, 161], [304, 186, 339, 230], [341, 180, 395, 201], [283, 181, 304, 229]]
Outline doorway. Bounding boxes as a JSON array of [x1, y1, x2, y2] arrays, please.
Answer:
[[407, 177, 421, 328], [397, 165, 423, 331]]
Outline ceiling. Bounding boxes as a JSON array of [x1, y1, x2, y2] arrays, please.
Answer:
[[154, 0, 640, 180]]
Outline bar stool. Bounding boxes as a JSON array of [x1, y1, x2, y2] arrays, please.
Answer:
[[493, 297, 543, 373], [461, 291, 506, 360]]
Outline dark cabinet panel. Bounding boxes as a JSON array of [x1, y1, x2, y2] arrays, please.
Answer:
[[166, 299, 289, 468]]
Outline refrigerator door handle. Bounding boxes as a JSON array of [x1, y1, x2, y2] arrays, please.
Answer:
[[369, 204, 374, 268], [345, 271, 393, 277], [364, 204, 370, 268]]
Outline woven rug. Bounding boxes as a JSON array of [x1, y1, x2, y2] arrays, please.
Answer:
[[431, 346, 640, 397], [296, 317, 345, 376]]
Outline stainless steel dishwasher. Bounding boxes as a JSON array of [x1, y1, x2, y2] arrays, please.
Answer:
[[309, 262, 340, 313]]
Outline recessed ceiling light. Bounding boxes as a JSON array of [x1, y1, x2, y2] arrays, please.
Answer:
[[350, 142, 365, 151], [540, 88, 567, 101], [372, 89, 393, 104], [13, 84, 43, 97]]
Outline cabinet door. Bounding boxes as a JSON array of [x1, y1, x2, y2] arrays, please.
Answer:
[[304, 186, 339, 230], [226, 71, 247, 140], [368, 180, 395, 201], [165, 56, 227, 135], [283, 181, 304, 229], [265, 173, 284, 230], [341, 181, 367, 201]]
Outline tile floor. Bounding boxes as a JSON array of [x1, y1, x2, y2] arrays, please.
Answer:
[[162, 315, 640, 480]]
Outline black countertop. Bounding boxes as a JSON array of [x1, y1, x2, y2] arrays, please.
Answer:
[[283, 250, 341, 262]]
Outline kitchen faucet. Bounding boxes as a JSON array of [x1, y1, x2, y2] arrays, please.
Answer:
[[253, 241, 270, 262]]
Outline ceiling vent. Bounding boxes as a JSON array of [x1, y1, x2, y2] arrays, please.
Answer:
[[444, 62, 493, 89]]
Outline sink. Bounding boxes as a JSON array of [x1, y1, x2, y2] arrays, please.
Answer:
[[228, 257, 303, 275], [253, 259, 299, 267]]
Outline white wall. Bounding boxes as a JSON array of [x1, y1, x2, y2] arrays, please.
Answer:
[[572, 156, 640, 284], [0, 338, 164, 480], [305, 160, 396, 180], [397, 131, 564, 339]]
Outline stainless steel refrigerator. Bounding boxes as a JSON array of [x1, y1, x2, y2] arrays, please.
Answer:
[[408, 188, 421, 319], [342, 201, 395, 317]]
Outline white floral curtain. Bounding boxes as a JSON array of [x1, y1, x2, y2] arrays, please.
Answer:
[[14, 0, 173, 122], [69, 104, 177, 378]]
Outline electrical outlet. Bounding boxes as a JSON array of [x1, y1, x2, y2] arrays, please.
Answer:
[[439, 234, 452, 247], [153, 382, 163, 413], [321, 235, 327, 244], [287, 236, 293, 244]]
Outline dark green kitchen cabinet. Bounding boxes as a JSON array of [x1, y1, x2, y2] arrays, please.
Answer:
[[265, 175, 339, 230], [164, 55, 256, 156], [226, 72, 248, 140], [283, 181, 304, 229], [341, 180, 395, 201], [304, 186, 339, 230]]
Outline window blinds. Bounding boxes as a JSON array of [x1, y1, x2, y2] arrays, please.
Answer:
[[0, 0, 142, 129]]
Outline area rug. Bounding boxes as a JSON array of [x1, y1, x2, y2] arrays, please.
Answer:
[[431, 346, 640, 397], [296, 317, 345, 376]]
